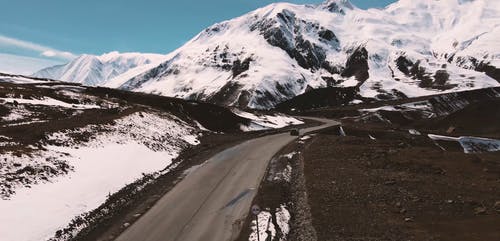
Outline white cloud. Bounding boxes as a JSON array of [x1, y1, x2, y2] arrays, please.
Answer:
[[0, 35, 77, 60], [41, 50, 56, 57]]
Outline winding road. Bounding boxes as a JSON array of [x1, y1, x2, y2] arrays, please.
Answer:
[[116, 117, 339, 241]]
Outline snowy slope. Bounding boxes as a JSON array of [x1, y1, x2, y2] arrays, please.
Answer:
[[0, 74, 305, 241], [0, 75, 202, 241], [0, 112, 200, 241], [117, 0, 499, 109], [33, 52, 166, 86]]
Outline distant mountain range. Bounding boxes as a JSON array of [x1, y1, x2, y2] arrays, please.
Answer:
[[33, 0, 500, 109], [33, 52, 166, 86]]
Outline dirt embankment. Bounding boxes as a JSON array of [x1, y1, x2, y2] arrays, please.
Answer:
[[237, 135, 318, 241], [237, 88, 500, 241], [302, 124, 500, 241]]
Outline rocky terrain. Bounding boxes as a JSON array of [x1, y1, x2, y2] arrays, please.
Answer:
[[238, 86, 500, 241], [301, 124, 499, 241]]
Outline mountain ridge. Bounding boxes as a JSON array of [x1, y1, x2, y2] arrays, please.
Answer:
[[34, 0, 500, 109], [33, 52, 167, 86]]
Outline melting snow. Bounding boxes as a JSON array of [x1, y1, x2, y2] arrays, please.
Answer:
[[0, 75, 50, 84], [428, 134, 500, 153], [282, 151, 297, 160], [269, 164, 292, 183], [0, 112, 200, 241], [276, 205, 291, 239], [409, 129, 422, 135], [235, 110, 303, 131], [249, 211, 276, 241], [1, 105, 30, 122], [350, 99, 363, 104], [360, 106, 398, 112], [0, 97, 101, 109], [249, 205, 290, 241], [339, 126, 347, 136]]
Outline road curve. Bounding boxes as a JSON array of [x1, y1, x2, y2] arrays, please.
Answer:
[[115, 117, 339, 241]]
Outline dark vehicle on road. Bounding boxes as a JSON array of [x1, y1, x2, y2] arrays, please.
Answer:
[[290, 128, 300, 136]]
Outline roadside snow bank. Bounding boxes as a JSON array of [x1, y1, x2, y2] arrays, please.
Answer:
[[275, 205, 291, 239], [0, 112, 200, 241], [249, 204, 291, 241], [428, 134, 500, 153], [249, 211, 275, 241], [234, 110, 303, 131]]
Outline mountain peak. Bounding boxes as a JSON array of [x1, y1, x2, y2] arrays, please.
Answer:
[[33, 0, 500, 109], [98, 51, 122, 62], [32, 52, 166, 86], [320, 0, 354, 13]]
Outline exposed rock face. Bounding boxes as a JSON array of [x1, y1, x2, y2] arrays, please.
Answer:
[[232, 57, 252, 78], [341, 47, 369, 85], [36, 0, 500, 109], [396, 56, 413, 76], [251, 9, 340, 71], [276, 86, 360, 111], [322, 0, 354, 14]]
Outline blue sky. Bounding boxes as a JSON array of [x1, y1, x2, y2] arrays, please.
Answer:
[[0, 0, 396, 74]]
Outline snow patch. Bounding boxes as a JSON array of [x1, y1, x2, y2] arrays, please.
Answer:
[[360, 106, 398, 112], [350, 99, 363, 104], [276, 205, 291, 239], [339, 126, 347, 136], [249, 211, 275, 241], [249, 205, 290, 241], [428, 134, 500, 153], [409, 129, 422, 135], [269, 163, 292, 183], [235, 110, 303, 131], [0, 97, 101, 109], [0, 112, 200, 241], [282, 151, 298, 160], [1, 105, 30, 122]]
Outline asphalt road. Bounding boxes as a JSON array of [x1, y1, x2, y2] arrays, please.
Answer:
[[116, 117, 339, 241]]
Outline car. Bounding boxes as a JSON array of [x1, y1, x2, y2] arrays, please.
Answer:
[[290, 129, 300, 136]]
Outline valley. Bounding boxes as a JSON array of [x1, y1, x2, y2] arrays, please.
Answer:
[[0, 73, 305, 241], [1, 0, 499, 241]]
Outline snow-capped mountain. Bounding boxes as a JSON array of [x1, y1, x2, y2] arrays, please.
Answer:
[[33, 52, 166, 86], [36, 0, 500, 109]]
